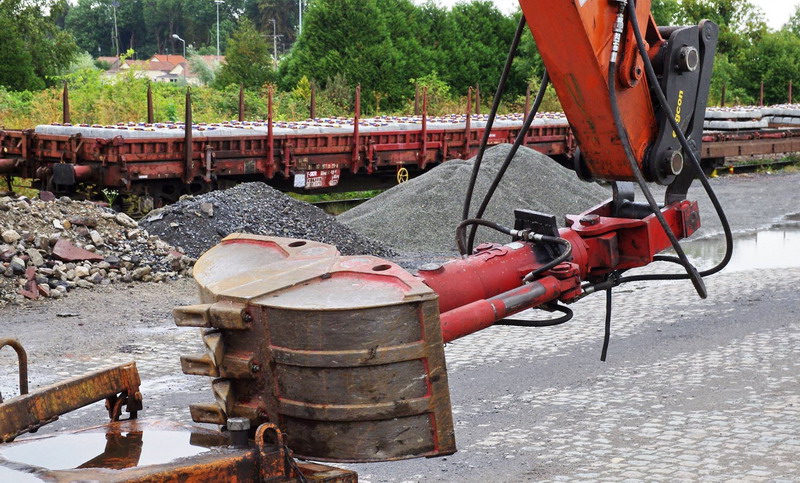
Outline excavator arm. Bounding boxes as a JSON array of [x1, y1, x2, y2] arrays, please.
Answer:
[[173, 0, 728, 465], [523, 0, 717, 190]]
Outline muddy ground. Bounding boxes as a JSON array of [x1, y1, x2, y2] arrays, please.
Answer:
[[1, 171, 799, 482]]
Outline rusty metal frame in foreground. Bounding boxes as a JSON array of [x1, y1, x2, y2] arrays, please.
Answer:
[[0, 419, 357, 482], [0, 361, 142, 442], [0, 339, 28, 403]]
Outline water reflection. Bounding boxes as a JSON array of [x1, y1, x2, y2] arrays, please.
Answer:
[[684, 226, 800, 272], [0, 430, 215, 471]]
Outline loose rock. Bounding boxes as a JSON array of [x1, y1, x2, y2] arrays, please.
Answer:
[[0, 196, 194, 305], [141, 182, 394, 259], [2, 230, 20, 244]]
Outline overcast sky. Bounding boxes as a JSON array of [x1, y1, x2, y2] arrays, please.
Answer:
[[416, 0, 798, 31]]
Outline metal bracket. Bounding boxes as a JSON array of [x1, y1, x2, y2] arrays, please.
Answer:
[[0, 362, 142, 442], [0, 339, 28, 404]]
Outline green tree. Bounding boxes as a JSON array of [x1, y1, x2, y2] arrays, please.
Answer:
[[0, 15, 41, 90], [784, 5, 800, 36], [651, 0, 680, 25], [677, 0, 766, 58], [215, 18, 274, 88], [438, 2, 518, 95], [738, 30, 800, 104], [245, 0, 299, 49], [708, 53, 754, 105], [279, 0, 406, 108], [0, 0, 78, 90]]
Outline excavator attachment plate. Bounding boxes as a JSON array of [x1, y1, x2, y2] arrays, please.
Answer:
[[175, 234, 456, 462]]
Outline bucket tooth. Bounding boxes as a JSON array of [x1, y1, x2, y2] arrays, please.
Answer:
[[202, 331, 225, 366], [212, 379, 234, 415], [209, 301, 250, 330], [221, 351, 258, 379], [180, 354, 219, 377], [189, 402, 226, 425], [174, 304, 212, 328], [232, 400, 265, 421]]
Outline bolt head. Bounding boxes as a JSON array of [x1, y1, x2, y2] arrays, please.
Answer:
[[580, 214, 601, 226], [664, 150, 684, 176], [227, 417, 250, 432], [678, 46, 700, 72], [418, 263, 443, 272]]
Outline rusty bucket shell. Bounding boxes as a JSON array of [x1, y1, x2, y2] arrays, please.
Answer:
[[176, 234, 456, 462]]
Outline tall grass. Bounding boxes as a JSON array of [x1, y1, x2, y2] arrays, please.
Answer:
[[0, 68, 562, 129]]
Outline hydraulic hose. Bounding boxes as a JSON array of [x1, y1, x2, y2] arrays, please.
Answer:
[[617, 0, 733, 284], [521, 233, 572, 283], [462, 16, 529, 233], [455, 218, 514, 256], [496, 303, 574, 328], [606, 1, 707, 299], [465, 71, 551, 254]]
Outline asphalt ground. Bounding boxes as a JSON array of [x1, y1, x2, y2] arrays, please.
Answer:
[[1, 171, 799, 482]]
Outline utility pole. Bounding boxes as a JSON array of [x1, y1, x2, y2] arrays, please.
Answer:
[[215, 0, 224, 66], [298, 0, 303, 36], [268, 19, 282, 68], [111, 0, 120, 57], [270, 19, 277, 64]]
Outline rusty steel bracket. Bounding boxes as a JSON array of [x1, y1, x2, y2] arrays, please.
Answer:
[[0, 339, 28, 404], [256, 424, 293, 481], [0, 361, 142, 443]]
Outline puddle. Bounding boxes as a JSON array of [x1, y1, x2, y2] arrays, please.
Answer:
[[684, 225, 800, 272], [0, 430, 221, 471]]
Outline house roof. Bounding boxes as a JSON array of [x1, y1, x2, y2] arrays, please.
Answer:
[[101, 53, 225, 80], [120, 60, 179, 72], [97, 56, 120, 65], [150, 54, 187, 65]]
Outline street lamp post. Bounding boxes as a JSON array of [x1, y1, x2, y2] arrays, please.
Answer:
[[215, 0, 224, 66], [172, 34, 186, 58], [172, 34, 187, 83]]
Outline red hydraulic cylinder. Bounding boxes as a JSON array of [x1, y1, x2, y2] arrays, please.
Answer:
[[439, 275, 564, 343], [418, 201, 701, 343], [417, 243, 542, 314]]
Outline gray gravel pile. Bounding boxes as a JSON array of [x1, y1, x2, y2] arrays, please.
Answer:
[[339, 144, 610, 254], [140, 182, 395, 259], [0, 196, 193, 305]]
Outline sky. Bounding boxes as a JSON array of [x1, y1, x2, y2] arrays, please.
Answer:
[[417, 0, 798, 31]]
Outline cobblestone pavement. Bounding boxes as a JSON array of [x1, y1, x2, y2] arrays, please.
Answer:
[[0, 173, 799, 482], [350, 263, 800, 482]]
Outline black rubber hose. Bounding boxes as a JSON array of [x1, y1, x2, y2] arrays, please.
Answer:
[[606, 3, 707, 299], [617, 0, 733, 284], [462, 16, 529, 230], [496, 304, 574, 327], [601, 287, 613, 362], [465, 71, 551, 254], [455, 218, 514, 256], [522, 234, 572, 282]]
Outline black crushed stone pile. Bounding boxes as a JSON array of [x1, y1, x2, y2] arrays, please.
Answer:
[[339, 144, 610, 254], [140, 182, 396, 258]]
